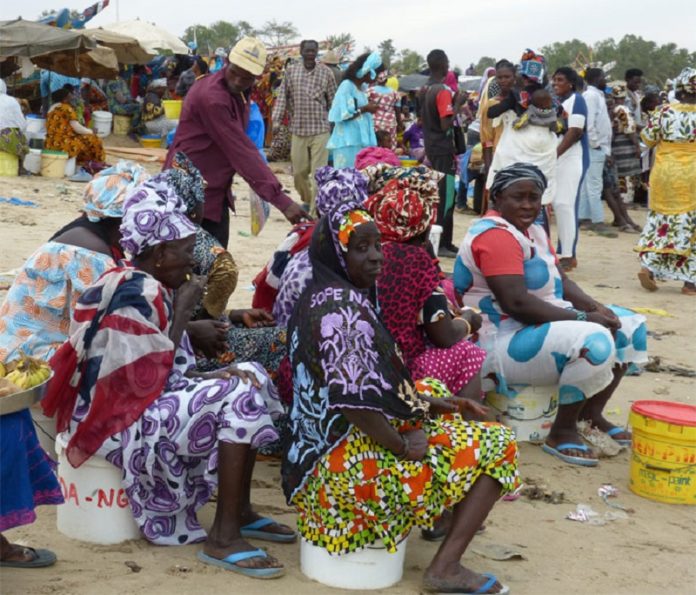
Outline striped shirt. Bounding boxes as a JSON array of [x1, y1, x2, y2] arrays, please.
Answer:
[[272, 61, 337, 137]]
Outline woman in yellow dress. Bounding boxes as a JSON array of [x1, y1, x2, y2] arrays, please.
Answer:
[[45, 85, 105, 165], [636, 67, 696, 295]]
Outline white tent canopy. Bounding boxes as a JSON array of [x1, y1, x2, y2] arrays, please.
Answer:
[[100, 19, 188, 54]]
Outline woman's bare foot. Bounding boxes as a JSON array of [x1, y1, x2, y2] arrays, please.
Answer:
[[424, 562, 506, 594]]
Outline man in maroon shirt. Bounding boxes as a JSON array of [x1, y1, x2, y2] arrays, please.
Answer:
[[165, 37, 310, 247]]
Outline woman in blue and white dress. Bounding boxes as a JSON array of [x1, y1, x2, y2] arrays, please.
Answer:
[[455, 163, 647, 467]]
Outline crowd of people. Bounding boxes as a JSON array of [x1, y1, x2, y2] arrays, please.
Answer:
[[1, 33, 694, 593]]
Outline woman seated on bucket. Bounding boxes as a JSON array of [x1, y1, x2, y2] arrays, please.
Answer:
[[0, 161, 148, 363], [42, 175, 296, 578], [454, 162, 648, 466], [0, 80, 30, 165], [362, 163, 486, 404], [45, 85, 106, 166], [281, 194, 519, 595]]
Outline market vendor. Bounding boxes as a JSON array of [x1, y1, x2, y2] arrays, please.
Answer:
[[165, 37, 311, 248]]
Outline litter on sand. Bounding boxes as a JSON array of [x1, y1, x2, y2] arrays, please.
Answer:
[[0, 197, 38, 207], [630, 307, 674, 318], [472, 543, 526, 561]]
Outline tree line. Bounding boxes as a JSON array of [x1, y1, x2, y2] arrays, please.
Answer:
[[474, 35, 695, 86]]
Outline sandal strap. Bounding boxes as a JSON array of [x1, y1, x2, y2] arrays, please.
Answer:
[[221, 549, 268, 565]]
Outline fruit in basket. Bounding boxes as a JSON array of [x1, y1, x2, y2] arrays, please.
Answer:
[[0, 361, 6, 378], [3, 354, 51, 390]]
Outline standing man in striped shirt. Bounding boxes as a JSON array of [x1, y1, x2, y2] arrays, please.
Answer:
[[273, 40, 337, 214]]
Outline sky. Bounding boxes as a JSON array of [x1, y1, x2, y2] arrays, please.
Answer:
[[3, 0, 696, 68]]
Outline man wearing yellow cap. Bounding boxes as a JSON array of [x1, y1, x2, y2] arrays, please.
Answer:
[[165, 37, 311, 248]]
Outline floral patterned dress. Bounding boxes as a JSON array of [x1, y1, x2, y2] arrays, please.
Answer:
[[45, 103, 105, 163], [636, 103, 696, 284]]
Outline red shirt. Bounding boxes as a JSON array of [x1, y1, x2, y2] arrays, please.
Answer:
[[165, 70, 292, 222], [472, 211, 558, 276]]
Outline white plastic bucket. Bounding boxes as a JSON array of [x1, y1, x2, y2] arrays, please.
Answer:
[[23, 148, 42, 175], [300, 537, 408, 590], [26, 115, 46, 136], [92, 111, 113, 137], [64, 156, 76, 177], [55, 433, 140, 544], [429, 224, 443, 254], [486, 386, 558, 443]]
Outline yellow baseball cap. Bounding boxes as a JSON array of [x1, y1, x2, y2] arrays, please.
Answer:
[[228, 37, 267, 76]]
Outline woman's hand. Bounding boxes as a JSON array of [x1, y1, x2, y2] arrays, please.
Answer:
[[229, 308, 276, 328], [195, 365, 262, 388], [362, 102, 379, 115], [401, 429, 428, 461], [420, 395, 489, 419], [187, 319, 229, 358], [459, 309, 483, 333], [175, 274, 207, 314], [587, 309, 621, 332]]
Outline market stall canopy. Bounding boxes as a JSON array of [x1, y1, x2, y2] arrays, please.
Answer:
[[397, 73, 428, 92], [32, 45, 118, 79], [101, 19, 188, 54], [0, 18, 96, 58], [84, 27, 155, 64]]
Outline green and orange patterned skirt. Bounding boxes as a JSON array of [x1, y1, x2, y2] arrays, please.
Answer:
[[291, 415, 519, 555]]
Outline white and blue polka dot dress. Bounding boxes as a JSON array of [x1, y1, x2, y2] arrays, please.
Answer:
[[455, 216, 647, 404]]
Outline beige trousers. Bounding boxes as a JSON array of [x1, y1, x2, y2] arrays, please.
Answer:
[[290, 132, 330, 213]]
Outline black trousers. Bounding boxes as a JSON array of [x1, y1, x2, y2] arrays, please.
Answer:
[[429, 153, 457, 250], [202, 205, 230, 248]]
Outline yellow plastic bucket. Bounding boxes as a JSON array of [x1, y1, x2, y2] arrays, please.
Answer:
[[162, 100, 182, 120], [0, 151, 19, 176], [139, 135, 162, 148], [40, 150, 68, 178], [629, 400, 696, 505], [112, 114, 132, 136]]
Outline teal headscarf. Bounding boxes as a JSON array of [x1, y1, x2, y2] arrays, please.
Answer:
[[357, 52, 382, 81]]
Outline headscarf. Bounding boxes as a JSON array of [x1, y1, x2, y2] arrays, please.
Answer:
[[478, 67, 496, 97], [82, 161, 149, 222], [357, 52, 382, 80], [336, 209, 373, 252], [363, 164, 440, 242], [490, 162, 548, 199], [0, 80, 28, 131], [164, 151, 206, 213], [119, 174, 197, 257], [354, 146, 402, 170], [282, 195, 427, 501], [610, 82, 627, 99], [314, 166, 368, 217], [444, 71, 459, 93], [518, 49, 546, 84], [675, 67, 696, 96]]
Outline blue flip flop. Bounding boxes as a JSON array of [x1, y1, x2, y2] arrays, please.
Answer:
[[0, 547, 56, 568], [607, 427, 632, 447], [424, 572, 510, 594], [542, 442, 599, 467], [197, 549, 284, 579], [241, 517, 297, 543]]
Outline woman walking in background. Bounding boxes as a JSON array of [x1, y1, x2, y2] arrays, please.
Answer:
[[636, 67, 696, 295]]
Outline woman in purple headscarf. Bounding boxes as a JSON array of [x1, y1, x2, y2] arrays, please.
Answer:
[[43, 174, 295, 578]]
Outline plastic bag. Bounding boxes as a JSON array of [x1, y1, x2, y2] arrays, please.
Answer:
[[249, 188, 269, 236]]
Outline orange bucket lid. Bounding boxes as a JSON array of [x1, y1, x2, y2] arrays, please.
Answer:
[[631, 400, 696, 427]]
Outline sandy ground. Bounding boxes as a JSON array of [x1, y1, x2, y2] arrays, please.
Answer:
[[0, 147, 694, 595]]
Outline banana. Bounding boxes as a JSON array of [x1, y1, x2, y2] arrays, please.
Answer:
[[0, 362, 6, 378]]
